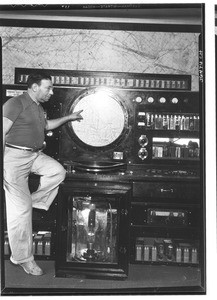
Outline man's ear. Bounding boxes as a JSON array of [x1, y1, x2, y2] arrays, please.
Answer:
[[32, 83, 38, 92]]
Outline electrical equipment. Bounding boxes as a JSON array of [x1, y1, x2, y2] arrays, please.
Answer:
[[9, 68, 200, 175], [55, 181, 130, 279], [135, 237, 199, 265], [2, 68, 202, 274]]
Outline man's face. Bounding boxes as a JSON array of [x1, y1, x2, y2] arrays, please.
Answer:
[[35, 79, 54, 103]]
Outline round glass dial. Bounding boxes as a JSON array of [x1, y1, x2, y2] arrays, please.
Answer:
[[70, 90, 126, 147]]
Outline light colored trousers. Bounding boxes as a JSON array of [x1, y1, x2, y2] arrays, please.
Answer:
[[3, 147, 66, 264]]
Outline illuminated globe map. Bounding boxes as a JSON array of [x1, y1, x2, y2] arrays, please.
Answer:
[[71, 90, 126, 147]]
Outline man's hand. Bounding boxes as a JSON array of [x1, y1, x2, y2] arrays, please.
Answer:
[[46, 110, 83, 130], [68, 110, 83, 122]]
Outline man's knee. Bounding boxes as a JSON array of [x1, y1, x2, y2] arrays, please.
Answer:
[[60, 166, 66, 181], [55, 163, 66, 181]]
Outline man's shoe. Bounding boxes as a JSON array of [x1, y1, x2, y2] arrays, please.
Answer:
[[11, 259, 44, 276]]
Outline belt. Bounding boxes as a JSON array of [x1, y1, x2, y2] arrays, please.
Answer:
[[6, 142, 46, 152]]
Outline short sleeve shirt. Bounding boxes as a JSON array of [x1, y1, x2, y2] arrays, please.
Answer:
[[3, 92, 46, 149]]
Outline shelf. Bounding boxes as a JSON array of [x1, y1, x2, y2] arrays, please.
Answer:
[[132, 260, 199, 267]]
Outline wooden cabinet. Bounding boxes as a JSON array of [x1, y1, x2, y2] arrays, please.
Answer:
[[55, 179, 131, 279], [130, 179, 202, 267]]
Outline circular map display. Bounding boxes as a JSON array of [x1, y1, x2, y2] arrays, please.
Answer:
[[70, 90, 126, 147]]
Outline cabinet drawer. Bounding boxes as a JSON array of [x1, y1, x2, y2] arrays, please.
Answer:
[[131, 204, 199, 227], [133, 181, 200, 201]]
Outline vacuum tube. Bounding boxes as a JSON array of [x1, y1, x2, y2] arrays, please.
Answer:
[[67, 197, 117, 264], [83, 203, 98, 261]]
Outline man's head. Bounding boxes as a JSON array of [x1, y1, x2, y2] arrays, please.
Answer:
[[27, 72, 54, 103]]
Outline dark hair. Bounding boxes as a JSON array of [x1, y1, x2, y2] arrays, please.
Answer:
[[27, 72, 52, 88]]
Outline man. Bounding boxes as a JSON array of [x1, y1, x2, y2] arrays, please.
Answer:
[[3, 72, 83, 276]]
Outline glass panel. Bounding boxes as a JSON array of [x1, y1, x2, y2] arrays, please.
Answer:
[[67, 196, 118, 264], [70, 89, 125, 147], [152, 138, 200, 160]]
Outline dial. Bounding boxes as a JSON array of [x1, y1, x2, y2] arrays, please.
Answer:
[[70, 89, 126, 147], [138, 148, 148, 160], [138, 135, 149, 147]]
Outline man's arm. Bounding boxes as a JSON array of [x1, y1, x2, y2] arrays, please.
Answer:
[[45, 110, 83, 131], [3, 117, 14, 152]]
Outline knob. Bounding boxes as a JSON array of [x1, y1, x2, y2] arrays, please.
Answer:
[[135, 96, 142, 103], [147, 96, 154, 103], [138, 135, 148, 147], [171, 97, 179, 104], [159, 97, 166, 103], [46, 130, 53, 137], [138, 148, 148, 160]]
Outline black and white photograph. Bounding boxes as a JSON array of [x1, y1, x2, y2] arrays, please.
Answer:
[[0, 2, 208, 296]]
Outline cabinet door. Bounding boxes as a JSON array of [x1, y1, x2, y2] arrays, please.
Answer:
[[133, 181, 200, 203], [55, 182, 130, 279]]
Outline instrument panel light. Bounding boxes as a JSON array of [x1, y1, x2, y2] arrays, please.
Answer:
[[171, 97, 179, 104], [147, 97, 154, 103], [159, 97, 166, 103]]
